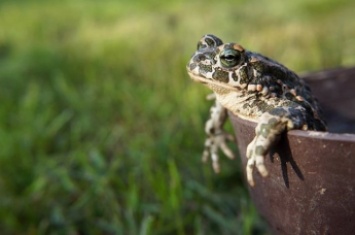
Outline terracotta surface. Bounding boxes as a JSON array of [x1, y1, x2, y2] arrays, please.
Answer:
[[229, 67, 355, 235]]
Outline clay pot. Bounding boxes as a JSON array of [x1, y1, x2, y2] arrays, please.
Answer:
[[229, 67, 355, 235]]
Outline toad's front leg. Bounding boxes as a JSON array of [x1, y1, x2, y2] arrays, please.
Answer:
[[246, 106, 308, 186], [202, 99, 235, 173]]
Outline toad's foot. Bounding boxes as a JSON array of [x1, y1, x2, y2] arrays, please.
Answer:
[[245, 106, 308, 186], [246, 137, 269, 186], [203, 100, 235, 173], [202, 131, 235, 173]]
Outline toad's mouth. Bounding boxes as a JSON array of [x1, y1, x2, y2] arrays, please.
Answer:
[[187, 70, 241, 92]]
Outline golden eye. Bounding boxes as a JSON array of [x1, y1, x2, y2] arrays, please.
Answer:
[[220, 49, 241, 68]]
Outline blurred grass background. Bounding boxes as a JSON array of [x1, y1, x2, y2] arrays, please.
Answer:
[[0, 0, 354, 234]]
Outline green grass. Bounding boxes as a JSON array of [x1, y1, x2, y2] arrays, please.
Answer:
[[0, 0, 354, 234]]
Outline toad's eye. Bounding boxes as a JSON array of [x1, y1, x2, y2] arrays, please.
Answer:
[[220, 49, 241, 68]]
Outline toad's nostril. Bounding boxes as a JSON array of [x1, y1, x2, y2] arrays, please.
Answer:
[[195, 54, 206, 62]]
